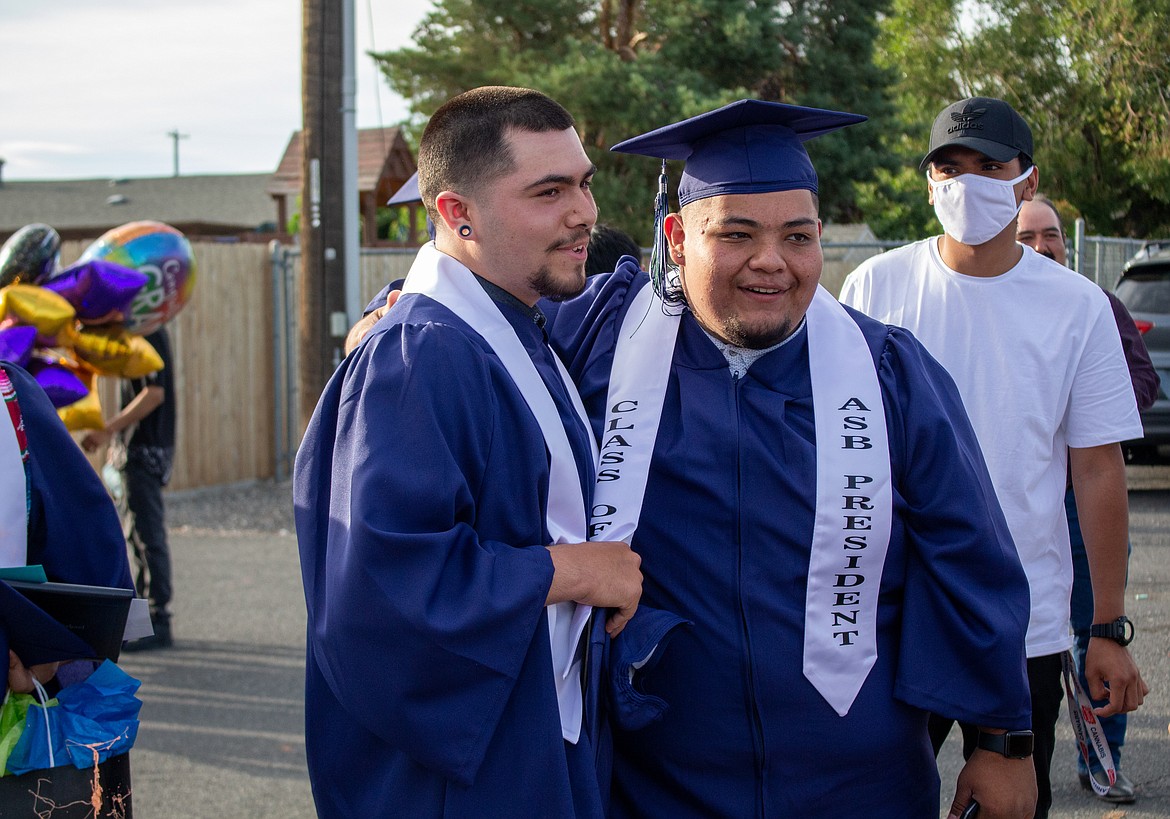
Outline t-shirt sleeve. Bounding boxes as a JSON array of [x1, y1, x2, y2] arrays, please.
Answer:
[[838, 255, 882, 315], [1065, 291, 1144, 448], [137, 329, 172, 389]]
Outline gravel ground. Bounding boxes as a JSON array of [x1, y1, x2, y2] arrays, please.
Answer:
[[166, 479, 295, 535]]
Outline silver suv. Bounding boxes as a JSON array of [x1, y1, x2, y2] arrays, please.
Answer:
[[1115, 245, 1170, 462]]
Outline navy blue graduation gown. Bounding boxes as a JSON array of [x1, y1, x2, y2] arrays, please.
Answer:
[[544, 263, 1031, 818], [0, 362, 133, 665], [294, 292, 606, 818]]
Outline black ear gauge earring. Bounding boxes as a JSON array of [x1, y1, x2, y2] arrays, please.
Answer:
[[458, 225, 473, 238]]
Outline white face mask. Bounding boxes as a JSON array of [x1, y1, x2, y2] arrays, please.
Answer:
[[928, 167, 1033, 246]]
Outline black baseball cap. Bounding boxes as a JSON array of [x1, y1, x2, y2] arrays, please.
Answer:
[[919, 96, 1033, 171]]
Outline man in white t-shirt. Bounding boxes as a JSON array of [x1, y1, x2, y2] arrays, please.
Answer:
[[839, 96, 1148, 819]]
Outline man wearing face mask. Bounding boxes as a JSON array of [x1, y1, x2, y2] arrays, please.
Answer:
[[840, 96, 1148, 819]]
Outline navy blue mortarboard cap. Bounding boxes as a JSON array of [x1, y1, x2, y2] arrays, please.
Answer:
[[387, 172, 421, 206], [610, 100, 867, 206]]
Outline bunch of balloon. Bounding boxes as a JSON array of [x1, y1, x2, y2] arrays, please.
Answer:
[[0, 220, 196, 431]]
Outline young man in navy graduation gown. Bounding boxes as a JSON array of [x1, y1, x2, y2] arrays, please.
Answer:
[[544, 101, 1037, 818], [293, 87, 643, 817]]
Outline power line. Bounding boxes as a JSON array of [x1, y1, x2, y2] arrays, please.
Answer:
[[364, 0, 387, 157]]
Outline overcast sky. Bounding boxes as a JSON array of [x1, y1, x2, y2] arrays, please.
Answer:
[[0, 0, 430, 181]]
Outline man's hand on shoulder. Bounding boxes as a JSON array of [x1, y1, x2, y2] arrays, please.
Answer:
[[344, 290, 401, 355], [546, 540, 642, 636]]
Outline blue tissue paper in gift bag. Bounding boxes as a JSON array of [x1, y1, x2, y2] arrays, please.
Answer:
[[7, 660, 141, 776]]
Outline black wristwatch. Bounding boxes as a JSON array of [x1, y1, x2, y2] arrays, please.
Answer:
[[1089, 615, 1135, 646], [977, 730, 1034, 759]]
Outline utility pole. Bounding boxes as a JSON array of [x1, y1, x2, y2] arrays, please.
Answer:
[[166, 129, 188, 177], [299, 0, 349, 433]]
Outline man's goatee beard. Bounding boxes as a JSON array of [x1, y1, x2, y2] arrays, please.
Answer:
[[531, 265, 587, 302]]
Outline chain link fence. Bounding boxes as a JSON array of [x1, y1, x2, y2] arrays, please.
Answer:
[[1072, 225, 1147, 288]]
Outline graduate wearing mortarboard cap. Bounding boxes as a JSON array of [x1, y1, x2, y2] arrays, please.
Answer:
[[542, 100, 1035, 818]]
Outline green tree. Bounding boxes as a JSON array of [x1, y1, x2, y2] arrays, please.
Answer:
[[1050, 0, 1170, 236], [768, 0, 900, 222], [377, 205, 430, 243], [373, 0, 896, 241]]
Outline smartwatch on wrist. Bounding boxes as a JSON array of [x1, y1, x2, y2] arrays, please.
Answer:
[[1089, 615, 1134, 646], [976, 730, 1034, 759]]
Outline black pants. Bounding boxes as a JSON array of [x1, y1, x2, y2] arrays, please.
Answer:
[[126, 461, 172, 617], [928, 653, 1064, 819]]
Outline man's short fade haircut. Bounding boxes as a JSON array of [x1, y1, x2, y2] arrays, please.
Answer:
[[417, 86, 577, 223]]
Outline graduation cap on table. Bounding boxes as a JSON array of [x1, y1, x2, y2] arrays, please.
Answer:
[[610, 100, 867, 294]]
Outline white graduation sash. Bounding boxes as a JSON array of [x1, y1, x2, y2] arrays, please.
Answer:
[[590, 282, 683, 544], [802, 286, 892, 716], [0, 371, 28, 568], [401, 244, 597, 743], [598, 281, 891, 717]]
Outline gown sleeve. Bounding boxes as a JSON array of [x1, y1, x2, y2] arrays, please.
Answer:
[[294, 320, 559, 784], [544, 258, 644, 381], [362, 279, 405, 317]]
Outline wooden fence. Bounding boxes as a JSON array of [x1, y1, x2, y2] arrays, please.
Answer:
[[269, 246, 418, 482], [57, 240, 418, 491]]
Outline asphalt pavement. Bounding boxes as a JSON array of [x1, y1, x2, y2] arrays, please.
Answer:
[[118, 466, 1170, 818]]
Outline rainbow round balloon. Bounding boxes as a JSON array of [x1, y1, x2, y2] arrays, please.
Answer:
[[79, 220, 196, 335]]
